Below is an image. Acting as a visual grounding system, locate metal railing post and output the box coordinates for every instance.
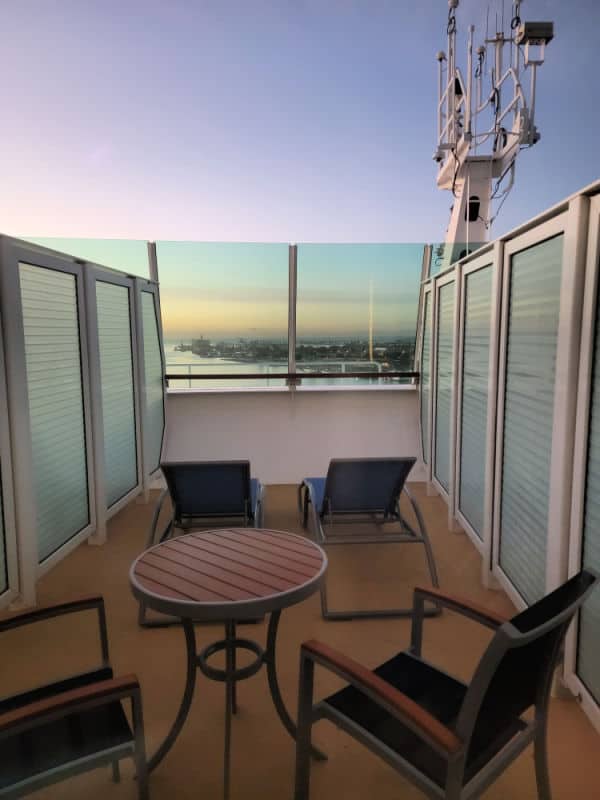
[287,244,299,388]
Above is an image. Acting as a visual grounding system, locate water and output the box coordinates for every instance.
[164,340,287,388]
[163,339,413,389]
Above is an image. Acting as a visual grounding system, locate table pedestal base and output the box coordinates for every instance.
[147,611,326,799]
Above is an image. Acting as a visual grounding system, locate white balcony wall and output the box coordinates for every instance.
[163,388,425,485]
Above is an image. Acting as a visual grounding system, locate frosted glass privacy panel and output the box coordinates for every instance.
[296,244,421,386]
[19,263,89,562]
[577,280,600,705]
[420,293,432,462]
[142,291,165,472]
[499,235,563,604]
[434,281,455,491]
[0,468,7,594]
[96,282,138,507]
[459,265,492,538]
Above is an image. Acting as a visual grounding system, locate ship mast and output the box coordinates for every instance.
[433,0,554,271]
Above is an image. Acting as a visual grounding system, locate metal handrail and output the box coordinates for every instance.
[164,370,419,382]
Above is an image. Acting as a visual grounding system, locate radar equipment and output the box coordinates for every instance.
[433,0,554,271]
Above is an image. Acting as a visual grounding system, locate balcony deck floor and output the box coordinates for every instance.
[1,484,599,799]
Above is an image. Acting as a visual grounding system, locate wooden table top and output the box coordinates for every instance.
[130,528,327,621]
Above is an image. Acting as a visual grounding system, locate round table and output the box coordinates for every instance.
[130,527,327,799]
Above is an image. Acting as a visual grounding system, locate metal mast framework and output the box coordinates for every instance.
[433,0,554,271]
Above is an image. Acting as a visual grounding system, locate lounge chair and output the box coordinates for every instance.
[138,460,264,627]
[299,457,440,619]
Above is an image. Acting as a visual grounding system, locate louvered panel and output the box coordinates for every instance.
[142,292,164,473]
[19,263,90,563]
[577,255,600,704]
[0,466,6,594]
[459,265,492,537]
[499,235,563,604]
[420,294,431,462]
[434,282,455,491]
[96,282,138,508]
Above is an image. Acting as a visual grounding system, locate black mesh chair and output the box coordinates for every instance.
[298,458,440,619]
[294,570,599,800]
[0,597,148,799]
[139,460,264,627]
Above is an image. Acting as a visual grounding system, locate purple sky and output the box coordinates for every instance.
[1,0,597,243]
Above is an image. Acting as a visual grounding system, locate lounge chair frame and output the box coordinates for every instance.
[299,457,440,620]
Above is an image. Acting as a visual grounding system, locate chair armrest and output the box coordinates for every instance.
[0,675,141,738]
[414,586,509,629]
[302,640,462,757]
[0,596,105,633]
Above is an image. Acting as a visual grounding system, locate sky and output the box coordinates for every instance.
[2,1,599,337]
[156,242,422,338]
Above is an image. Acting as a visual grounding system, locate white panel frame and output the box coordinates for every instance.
[419,282,433,469]
[0,237,97,591]
[453,243,502,574]
[135,279,166,497]
[431,269,458,501]
[0,299,20,608]
[564,195,600,732]
[492,207,586,609]
[85,267,143,544]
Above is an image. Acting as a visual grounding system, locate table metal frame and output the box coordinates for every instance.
[130,529,327,799]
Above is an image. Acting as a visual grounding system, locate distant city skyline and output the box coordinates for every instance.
[2,1,598,245]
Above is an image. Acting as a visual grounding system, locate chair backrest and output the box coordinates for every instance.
[323,457,416,515]
[161,461,252,519]
[457,570,598,751]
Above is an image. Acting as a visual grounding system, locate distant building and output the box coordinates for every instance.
[192,336,211,356]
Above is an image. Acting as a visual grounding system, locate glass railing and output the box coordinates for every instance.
[20,237,151,277]
[295,243,421,386]
[158,241,289,388]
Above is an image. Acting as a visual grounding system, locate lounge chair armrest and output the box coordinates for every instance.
[302,640,463,757]
[413,586,509,629]
[0,596,105,634]
[0,674,141,738]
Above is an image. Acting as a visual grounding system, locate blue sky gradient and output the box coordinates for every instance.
[1,0,598,245]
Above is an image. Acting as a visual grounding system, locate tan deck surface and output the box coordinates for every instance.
[1,484,599,799]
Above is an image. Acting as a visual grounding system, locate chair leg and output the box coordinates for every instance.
[111,761,121,783]
[132,692,150,800]
[534,729,552,800]
[444,755,466,800]
[294,655,315,800]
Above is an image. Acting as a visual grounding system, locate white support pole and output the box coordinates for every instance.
[481,241,503,590]
[83,270,107,546]
[147,241,159,284]
[0,241,37,607]
[545,196,590,594]
[448,267,462,533]
[133,279,150,503]
[0,289,21,609]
